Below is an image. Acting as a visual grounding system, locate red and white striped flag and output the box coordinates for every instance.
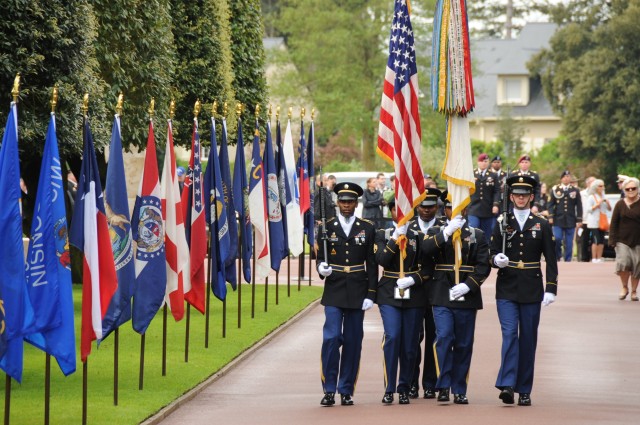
[377,0,425,226]
[181,119,207,314]
[161,120,191,320]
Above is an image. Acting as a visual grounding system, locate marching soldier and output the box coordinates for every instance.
[509,155,541,212]
[408,188,444,399]
[375,200,430,405]
[547,170,583,262]
[317,182,377,407]
[421,192,491,404]
[490,175,558,407]
[468,153,500,243]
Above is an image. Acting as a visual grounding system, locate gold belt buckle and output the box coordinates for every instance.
[517,260,525,269]
[343,266,350,273]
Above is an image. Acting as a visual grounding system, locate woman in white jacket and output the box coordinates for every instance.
[585,179,612,263]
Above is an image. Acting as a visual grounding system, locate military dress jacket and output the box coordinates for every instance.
[374,226,430,308]
[468,169,501,217]
[489,213,558,303]
[547,184,583,228]
[317,217,377,309]
[421,225,490,310]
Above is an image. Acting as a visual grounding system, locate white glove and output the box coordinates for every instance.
[391,224,408,240]
[542,292,556,307]
[494,253,509,268]
[443,215,466,238]
[362,298,374,311]
[396,276,414,290]
[450,283,470,299]
[318,262,332,277]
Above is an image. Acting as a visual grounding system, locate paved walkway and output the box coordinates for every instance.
[150,260,640,425]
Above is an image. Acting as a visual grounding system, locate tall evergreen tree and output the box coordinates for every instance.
[230,0,268,122]
[94,0,176,149]
[170,0,237,142]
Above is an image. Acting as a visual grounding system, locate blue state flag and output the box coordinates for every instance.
[219,118,238,289]
[0,102,35,382]
[204,117,230,300]
[102,115,135,340]
[232,119,252,283]
[24,113,76,376]
[263,121,285,271]
[305,121,315,247]
[275,120,290,259]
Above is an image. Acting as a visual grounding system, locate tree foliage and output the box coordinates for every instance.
[529,0,640,182]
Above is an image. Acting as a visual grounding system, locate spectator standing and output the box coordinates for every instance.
[362,177,384,222]
[585,179,611,263]
[609,177,640,301]
[177,166,186,193]
[467,153,500,243]
[536,182,550,217]
[548,170,583,262]
[617,174,630,198]
[577,176,596,262]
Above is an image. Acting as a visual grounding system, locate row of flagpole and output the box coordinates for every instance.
[0,74,318,424]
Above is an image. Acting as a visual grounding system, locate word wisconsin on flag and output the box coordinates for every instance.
[131,120,167,334]
[69,118,117,362]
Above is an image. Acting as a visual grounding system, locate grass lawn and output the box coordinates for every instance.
[1,282,322,425]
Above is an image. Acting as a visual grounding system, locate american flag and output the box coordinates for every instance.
[377,0,425,226]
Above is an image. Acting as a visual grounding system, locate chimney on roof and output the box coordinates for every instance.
[505,0,513,39]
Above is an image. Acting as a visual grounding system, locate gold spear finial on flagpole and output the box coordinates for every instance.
[115,92,123,116]
[255,104,260,120]
[194,99,201,118]
[268,104,272,120]
[288,107,292,120]
[212,100,218,118]
[148,97,155,119]
[82,93,89,116]
[311,107,315,121]
[169,98,176,120]
[11,74,20,103]
[301,107,305,121]
[276,105,280,121]
[236,102,242,118]
[51,85,59,113]
[223,101,228,117]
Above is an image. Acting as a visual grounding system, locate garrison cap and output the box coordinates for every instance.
[334,182,363,200]
[507,175,537,194]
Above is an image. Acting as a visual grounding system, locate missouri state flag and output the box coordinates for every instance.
[181,119,207,314]
[69,118,118,362]
[131,120,167,334]
[24,112,76,376]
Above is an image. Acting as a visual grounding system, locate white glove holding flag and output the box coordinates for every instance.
[392,224,408,240]
[362,299,374,311]
[450,283,470,299]
[396,276,414,290]
[318,262,332,277]
[494,253,509,268]
[542,292,556,307]
[443,215,465,238]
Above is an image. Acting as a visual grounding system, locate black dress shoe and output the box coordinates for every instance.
[382,392,394,404]
[399,392,410,404]
[518,393,532,406]
[408,385,419,399]
[437,388,450,402]
[340,394,354,406]
[453,394,469,405]
[499,387,515,405]
[423,388,436,399]
[320,392,335,406]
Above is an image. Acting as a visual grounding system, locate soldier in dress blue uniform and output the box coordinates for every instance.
[317,182,377,407]
[548,170,583,262]
[408,188,444,399]
[468,153,500,243]
[490,175,558,407]
[375,200,431,405]
[509,155,541,213]
[421,192,491,404]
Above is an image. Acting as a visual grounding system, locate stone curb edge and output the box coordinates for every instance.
[140,298,322,425]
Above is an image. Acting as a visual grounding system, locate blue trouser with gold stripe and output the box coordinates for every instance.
[321,306,365,395]
[379,305,423,393]
[495,299,541,394]
[432,306,477,395]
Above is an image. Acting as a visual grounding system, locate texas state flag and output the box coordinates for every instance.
[69,118,118,362]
